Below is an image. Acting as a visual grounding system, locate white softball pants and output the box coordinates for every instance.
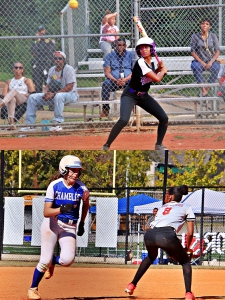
[37,217,77,272]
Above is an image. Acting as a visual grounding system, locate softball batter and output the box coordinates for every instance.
[102,37,168,151]
[27,155,90,300]
[125,185,195,300]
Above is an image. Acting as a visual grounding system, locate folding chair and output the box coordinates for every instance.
[1,102,27,124]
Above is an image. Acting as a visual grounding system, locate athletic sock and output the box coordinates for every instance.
[131,256,152,286]
[156,123,168,145]
[182,261,192,292]
[52,254,60,265]
[30,268,45,288]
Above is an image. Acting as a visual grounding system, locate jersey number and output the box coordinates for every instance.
[162,207,172,215]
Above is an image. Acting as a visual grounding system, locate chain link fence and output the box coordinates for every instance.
[1,186,225,266]
[0,0,225,134]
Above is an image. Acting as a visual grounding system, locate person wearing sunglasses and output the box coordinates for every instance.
[20,51,78,132]
[0,62,35,130]
[100,38,133,118]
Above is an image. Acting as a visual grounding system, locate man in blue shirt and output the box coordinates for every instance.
[101,38,133,118]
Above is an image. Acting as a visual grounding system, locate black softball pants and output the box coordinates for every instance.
[131,227,192,293]
[105,86,168,147]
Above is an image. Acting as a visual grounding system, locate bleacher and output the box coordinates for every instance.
[72,46,225,121]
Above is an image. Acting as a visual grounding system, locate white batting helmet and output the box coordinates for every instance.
[59,155,83,176]
[135,37,156,57]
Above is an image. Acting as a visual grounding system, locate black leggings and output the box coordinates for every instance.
[131,227,192,293]
[105,86,168,147]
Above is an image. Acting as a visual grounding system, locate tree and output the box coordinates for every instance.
[3,150,156,197]
[155,150,225,188]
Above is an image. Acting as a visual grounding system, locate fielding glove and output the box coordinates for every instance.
[77,221,85,236]
[60,203,73,213]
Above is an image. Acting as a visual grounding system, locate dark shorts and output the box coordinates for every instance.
[144,227,189,265]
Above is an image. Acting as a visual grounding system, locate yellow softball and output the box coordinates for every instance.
[69,0,79,9]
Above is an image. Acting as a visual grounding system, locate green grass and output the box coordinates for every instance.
[77,77,104,88]
[0,72,14,81]
[0,72,36,83]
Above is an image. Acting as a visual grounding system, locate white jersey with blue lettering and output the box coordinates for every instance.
[150,201,195,233]
[45,177,89,223]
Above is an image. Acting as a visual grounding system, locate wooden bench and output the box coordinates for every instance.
[66,82,224,122]
[76,45,225,120]
[78,55,225,72]
[87,46,225,54]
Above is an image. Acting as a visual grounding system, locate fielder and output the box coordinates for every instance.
[27,155,90,300]
[125,185,195,300]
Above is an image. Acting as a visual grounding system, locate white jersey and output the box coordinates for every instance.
[150,201,195,233]
[9,77,28,94]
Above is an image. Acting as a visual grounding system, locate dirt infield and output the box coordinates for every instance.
[0,265,225,300]
[0,125,225,150]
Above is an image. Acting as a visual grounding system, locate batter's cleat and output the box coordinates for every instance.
[185,292,195,300]
[155,144,168,150]
[44,264,55,279]
[101,144,110,150]
[125,283,136,295]
[27,287,41,299]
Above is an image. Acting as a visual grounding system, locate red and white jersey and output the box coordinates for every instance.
[150,201,195,233]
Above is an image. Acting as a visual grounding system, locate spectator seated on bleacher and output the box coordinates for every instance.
[101,38,133,118]
[190,18,220,97]
[19,51,78,132]
[0,62,35,130]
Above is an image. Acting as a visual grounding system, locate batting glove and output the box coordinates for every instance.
[77,221,85,236]
[60,203,73,213]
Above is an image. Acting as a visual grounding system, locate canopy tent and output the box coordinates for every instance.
[134,200,163,214]
[181,188,225,215]
[89,194,160,214]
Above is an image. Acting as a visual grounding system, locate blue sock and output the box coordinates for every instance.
[52,254,60,265]
[30,268,45,288]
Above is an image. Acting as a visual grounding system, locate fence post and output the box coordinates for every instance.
[159,150,169,264]
[0,151,5,260]
[133,0,141,132]
[199,187,205,265]
[125,188,130,264]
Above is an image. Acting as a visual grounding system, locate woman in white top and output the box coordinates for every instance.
[125,185,196,300]
[99,10,119,59]
[0,62,35,130]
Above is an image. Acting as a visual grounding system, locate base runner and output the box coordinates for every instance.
[27,155,89,300]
